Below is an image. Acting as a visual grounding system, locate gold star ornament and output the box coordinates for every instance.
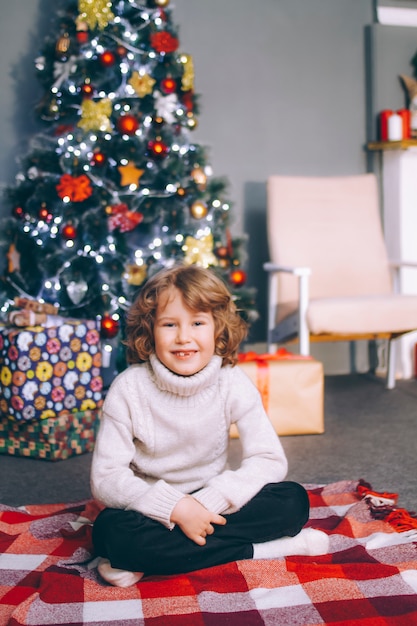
[118,162,145,186]
[6,243,21,273]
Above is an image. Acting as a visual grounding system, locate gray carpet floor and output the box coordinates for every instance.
[1,373,416,512]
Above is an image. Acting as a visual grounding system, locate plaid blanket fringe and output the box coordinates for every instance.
[1,479,417,625]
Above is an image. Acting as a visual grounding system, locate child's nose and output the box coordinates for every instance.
[176,325,191,343]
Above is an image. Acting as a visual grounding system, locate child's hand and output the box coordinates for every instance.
[171,495,226,546]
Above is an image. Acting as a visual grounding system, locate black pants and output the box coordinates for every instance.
[92,481,309,576]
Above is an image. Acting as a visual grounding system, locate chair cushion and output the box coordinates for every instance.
[307,295,417,335]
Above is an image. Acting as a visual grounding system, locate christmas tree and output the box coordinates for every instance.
[0,0,257,371]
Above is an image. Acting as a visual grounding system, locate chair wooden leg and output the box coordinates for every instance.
[367,340,378,374]
[349,341,357,374]
[386,339,396,390]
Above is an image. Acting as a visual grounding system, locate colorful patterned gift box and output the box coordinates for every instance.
[0,409,101,460]
[0,319,103,423]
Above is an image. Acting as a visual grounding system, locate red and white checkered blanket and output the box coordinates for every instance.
[1,479,417,625]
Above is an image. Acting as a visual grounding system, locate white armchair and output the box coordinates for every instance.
[263,173,417,389]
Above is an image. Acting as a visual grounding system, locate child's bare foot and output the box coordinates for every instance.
[98,557,144,587]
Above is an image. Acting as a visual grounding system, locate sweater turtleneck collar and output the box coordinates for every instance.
[148,353,223,397]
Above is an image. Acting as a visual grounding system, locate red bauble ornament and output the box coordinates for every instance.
[190,200,208,219]
[116,45,128,57]
[100,51,116,67]
[100,314,120,339]
[182,90,194,113]
[148,139,169,158]
[13,206,24,219]
[91,151,106,166]
[61,223,77,240]
[76,31,89,44]
[117,114,139,135]
[229,269,247,287]
[215,246,229,259]
[81,82,94,98]
[161,77,177,94]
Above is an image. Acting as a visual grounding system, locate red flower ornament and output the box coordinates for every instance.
[56,174,93,202]
[150,31,179,54]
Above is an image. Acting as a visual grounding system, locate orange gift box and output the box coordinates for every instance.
[231,350,324,437]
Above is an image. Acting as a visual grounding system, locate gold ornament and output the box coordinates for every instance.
[124,263,147,286]
[56,33,70,54]
[6,243,21,273]
[182,233,218,268]
[181,54,194,92]
[191,167,207,189]
[78,0,115,30]
[77,98,112,131]
[118,162,145,186]
[190,200,208,219]
[128,71,156,98]
[155,0,170,6]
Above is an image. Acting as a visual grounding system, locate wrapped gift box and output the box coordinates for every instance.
[0,409,101,461]
[0,319,103,422]
[231,350,324,437]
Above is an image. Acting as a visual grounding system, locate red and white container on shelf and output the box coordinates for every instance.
[397,108,411,139]
[387,111,403,140]
[379,109,393,140]
[379,108,411,141]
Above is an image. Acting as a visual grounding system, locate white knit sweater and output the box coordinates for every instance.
[90,354,288,529]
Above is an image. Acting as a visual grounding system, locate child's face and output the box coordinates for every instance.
[154,287,216,376]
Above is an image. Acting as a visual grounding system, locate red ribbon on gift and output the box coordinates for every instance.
[238,349,311,412]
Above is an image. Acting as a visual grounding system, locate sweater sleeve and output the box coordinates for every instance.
[192,365,288,515]
[90,371,185,529]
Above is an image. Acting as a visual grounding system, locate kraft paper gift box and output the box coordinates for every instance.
[230,350,324,437]
[0,319,103,423]
[0,409,101,461]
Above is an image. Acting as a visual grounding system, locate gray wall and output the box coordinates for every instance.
[1,0,415,345]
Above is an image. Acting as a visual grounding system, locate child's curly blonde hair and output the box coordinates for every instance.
[125,265,248,366]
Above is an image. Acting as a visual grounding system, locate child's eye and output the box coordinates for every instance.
[193,321,204,326]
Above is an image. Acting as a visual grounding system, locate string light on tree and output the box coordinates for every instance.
[148,139,169,158]
[99,50,116,67]
[61,223,77,241]
[100,314,120,339]
[161,78,177,94]
[91,150,106,167]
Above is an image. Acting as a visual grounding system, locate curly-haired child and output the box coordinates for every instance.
[91,264,328,587]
